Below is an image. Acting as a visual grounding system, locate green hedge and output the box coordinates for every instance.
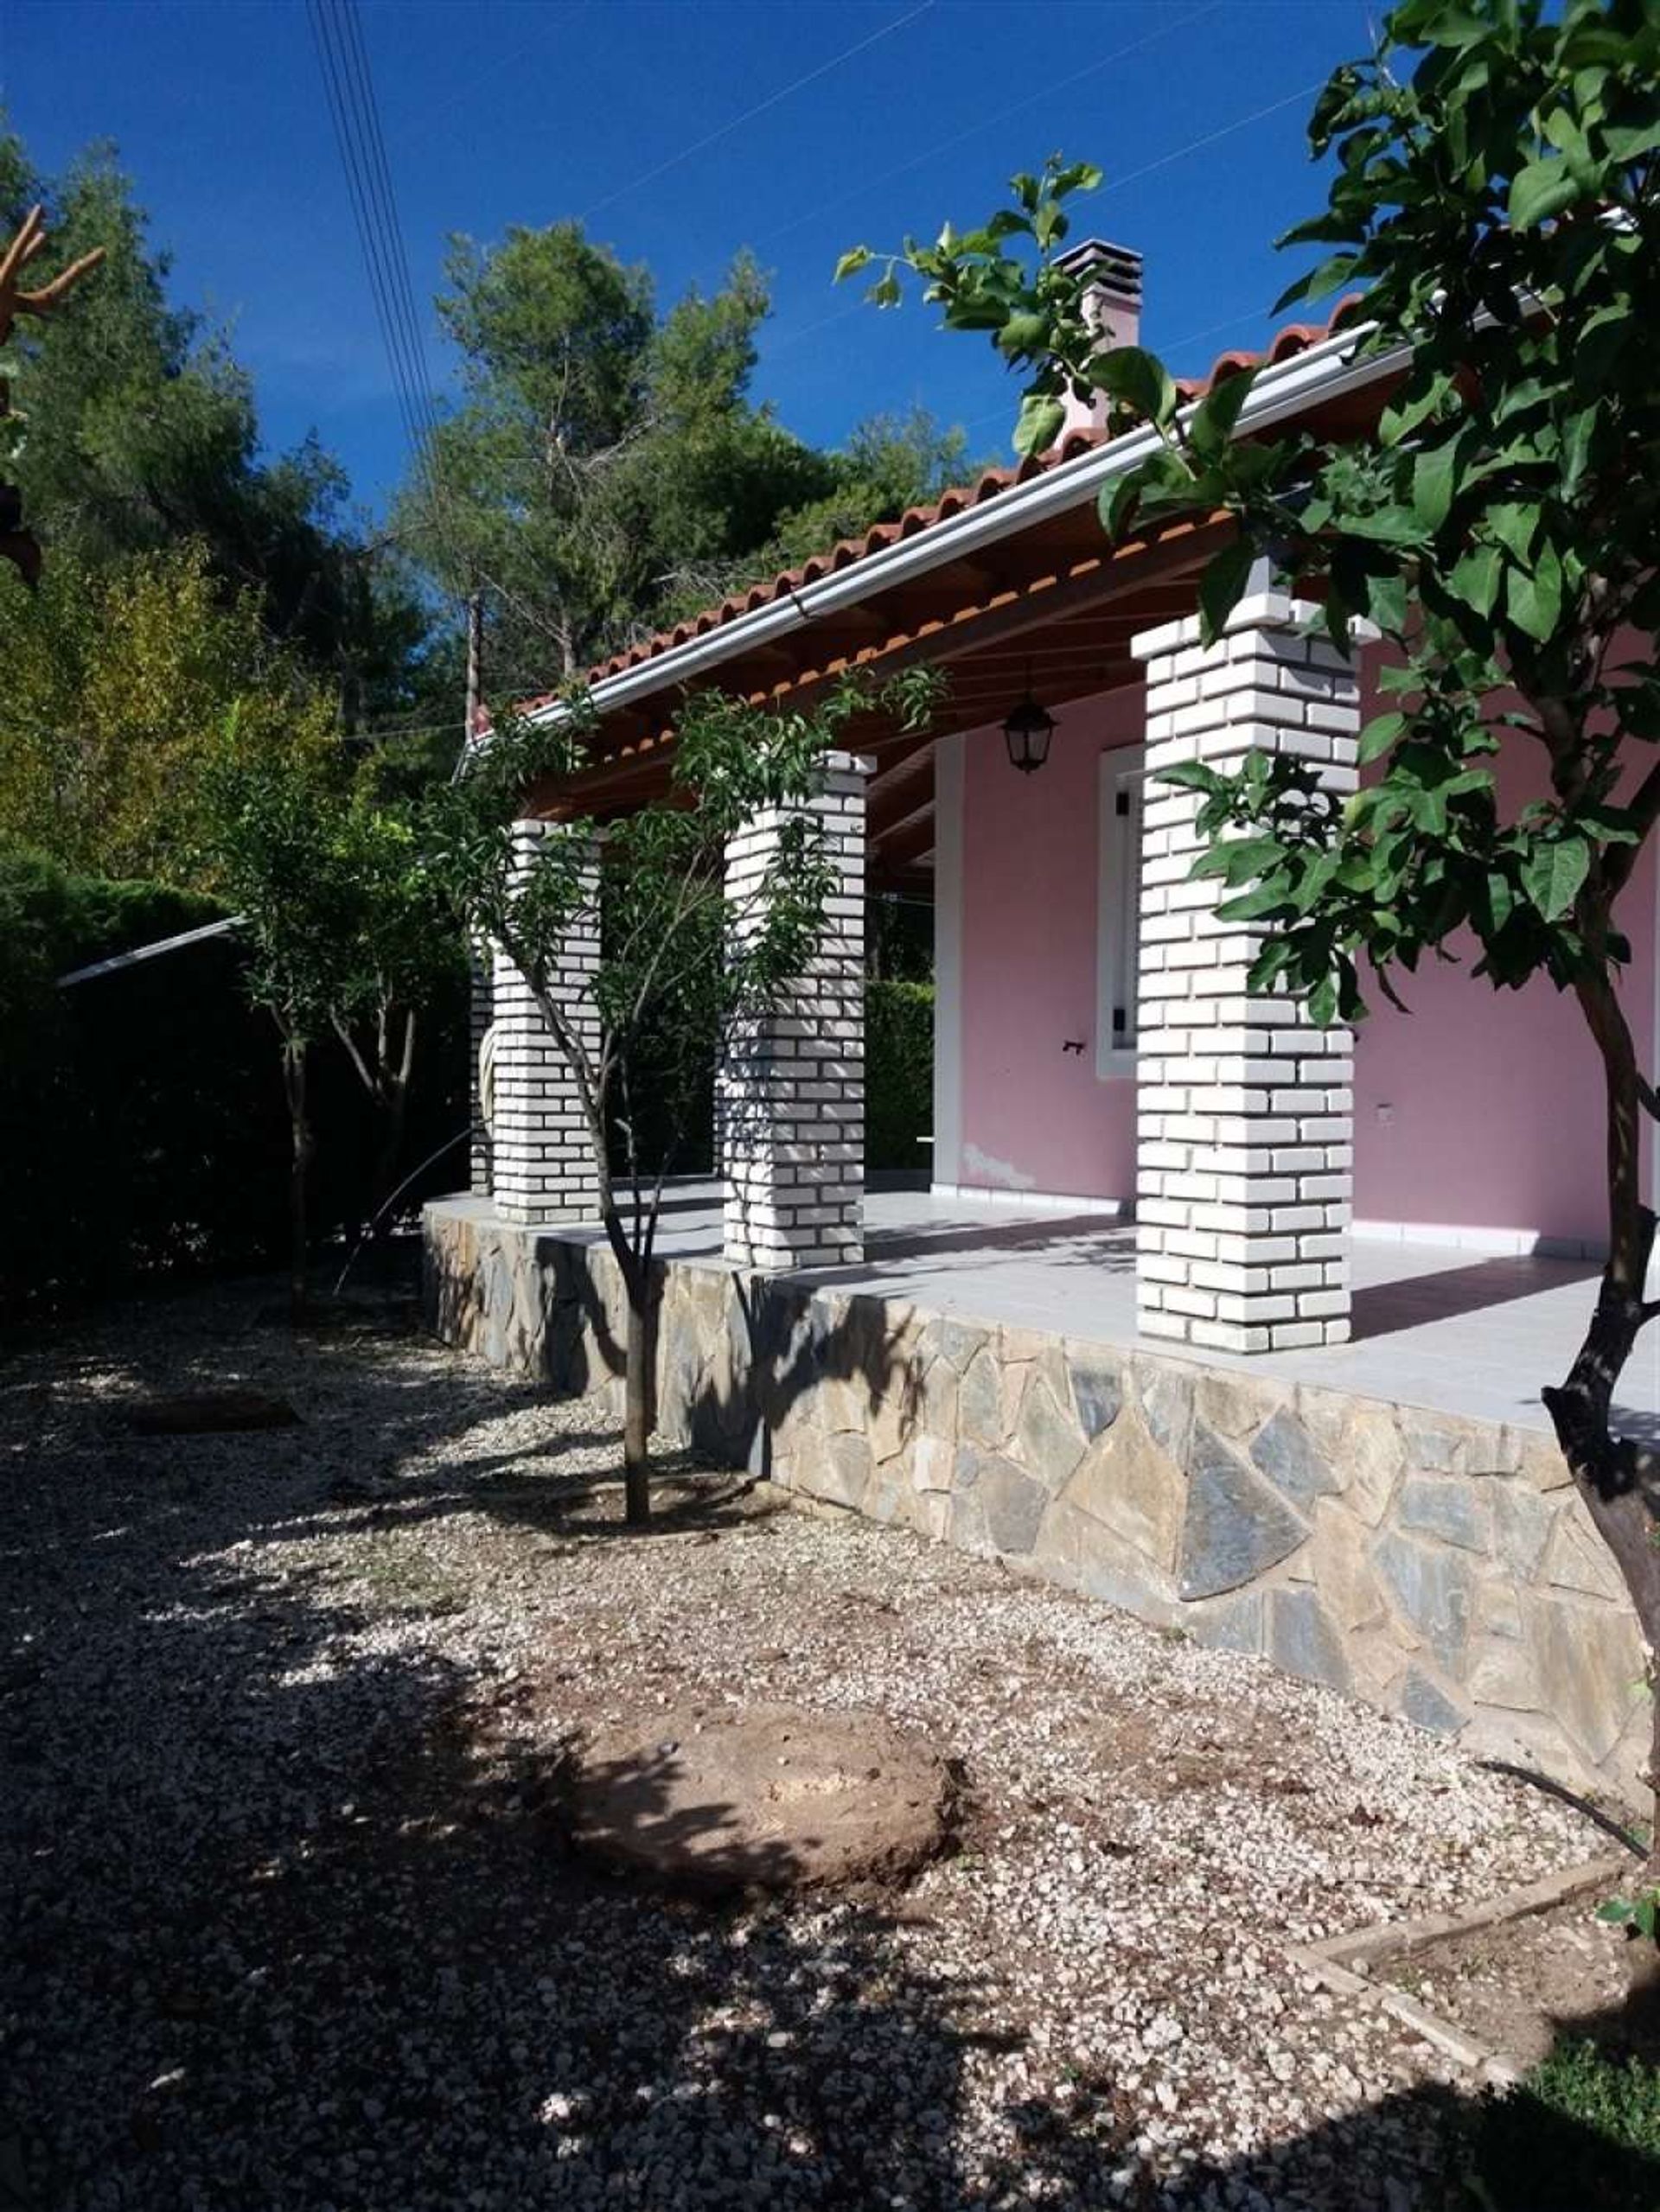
[0,848,467,1323]
[867,979,933,1172]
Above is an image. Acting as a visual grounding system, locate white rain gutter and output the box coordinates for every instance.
[527,317,1406,728]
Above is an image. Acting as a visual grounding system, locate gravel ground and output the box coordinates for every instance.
[0,1280,1606,2211]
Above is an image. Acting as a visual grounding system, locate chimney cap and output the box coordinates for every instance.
[1052,237,1142,303]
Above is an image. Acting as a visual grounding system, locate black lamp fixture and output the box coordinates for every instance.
[1002,660,1056,775]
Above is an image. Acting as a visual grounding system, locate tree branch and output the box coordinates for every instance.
[329,1012,380,1104]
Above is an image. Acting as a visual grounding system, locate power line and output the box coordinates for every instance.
[1162,304,1280,355]
[309,2,427,459]
[1095,79,1323,202]
[419,0,589,131]
[750,0,1222,257]
[342,0,468,562]
[581,0,936,223]
[332,6,435,413]
[763,52,1314,363]
[306,0,467,594]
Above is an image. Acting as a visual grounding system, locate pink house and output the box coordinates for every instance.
[942,621,1650,1265]
[481,240,1653,1323]
[429,243,1652,1802]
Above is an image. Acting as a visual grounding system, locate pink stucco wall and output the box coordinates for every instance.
[1352,653,1655,1246]
[955,686,1144,1199]
[948,664,1656,1246]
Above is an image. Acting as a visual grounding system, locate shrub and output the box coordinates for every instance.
[867,979,932,1172]
[1468,2033,1660,2210]
[0,847,466,1323]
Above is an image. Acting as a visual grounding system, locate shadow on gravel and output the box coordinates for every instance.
[2,1280,1657,2210]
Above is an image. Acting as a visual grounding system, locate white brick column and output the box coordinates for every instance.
[719,753,867,1271]
[468,933,493,1197]
[1131,592,1366,1354]
[490,821,603,1226]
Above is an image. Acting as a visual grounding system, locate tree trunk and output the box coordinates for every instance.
[520,975,653,1523]
[369,1023,413,1238]
[280,1032,314,1318]
[623,1291,651,1527]
[1541,964,1660,1907]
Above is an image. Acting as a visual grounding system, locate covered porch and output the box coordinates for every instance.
[481,598,1648,1362]
[441,296,1651,1811]
[425,1177,1651,1812]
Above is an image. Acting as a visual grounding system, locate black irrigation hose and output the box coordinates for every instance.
[331,1122,477,1298]
[1478,1757,1647,1859]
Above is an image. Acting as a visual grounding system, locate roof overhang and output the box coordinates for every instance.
[520,316,1410,886]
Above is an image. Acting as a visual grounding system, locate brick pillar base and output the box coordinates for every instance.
[491,822,603,1226]
[719,754,867,1270]
[1131,593,1366,1353]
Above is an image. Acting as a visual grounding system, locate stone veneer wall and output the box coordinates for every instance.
[424,1195,1649,1808]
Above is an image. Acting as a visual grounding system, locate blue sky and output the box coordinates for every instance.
[3,0,1377,520]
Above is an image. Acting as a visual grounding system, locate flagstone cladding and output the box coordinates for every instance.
[425,1196,1650,1810]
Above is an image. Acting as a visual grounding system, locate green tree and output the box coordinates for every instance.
[0,119,429,726]
[402,223,794,693]
[402,220,980,700]
[325,799,460,1227]
[851,0,1660,1854]
[762,408,982,572]
[424,667,940,1524]
[202,735,353,1313]
[0,542,339,885]
[202,731,452,1308]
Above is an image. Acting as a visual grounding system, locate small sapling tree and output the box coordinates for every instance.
[205,730,451,1305]
[204,729,356,1313]
[847,0,1660,1852]
[425,668,939,1526]
[327,799,458,1228]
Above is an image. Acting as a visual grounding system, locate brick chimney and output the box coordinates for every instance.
[1053,238,1143,438]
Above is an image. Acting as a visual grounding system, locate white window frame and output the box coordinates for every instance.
[1095,744,1145,1081]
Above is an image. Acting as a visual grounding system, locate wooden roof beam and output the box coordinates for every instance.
[873,809,940,870]
[869,760,935,840]
[867,732,936,804]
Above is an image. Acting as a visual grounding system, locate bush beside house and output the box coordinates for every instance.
[867,979,933,1172]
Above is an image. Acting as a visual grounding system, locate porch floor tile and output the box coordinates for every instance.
[535,1181,1659,1436]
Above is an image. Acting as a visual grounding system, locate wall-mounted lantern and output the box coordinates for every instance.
[1002,664,1057,775]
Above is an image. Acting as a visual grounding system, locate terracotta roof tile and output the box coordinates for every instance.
[1182,294,1366,398]
[512,300,1367,717]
